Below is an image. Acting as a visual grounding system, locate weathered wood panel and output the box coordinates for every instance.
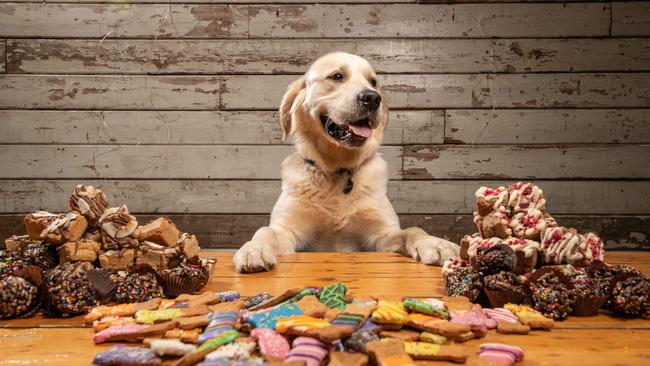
[0,75,222,110]
[0,110,444,145]
[0,145,403,179]
[8,38,650,74]
[403,145,650,180]
[0,4,249,39]
[1,180,648,215]
[612,2,650,36]
[3,74,649,110]
[2,214,647,250]
[0,3,610,39]
[223,73,650,110]
[445,109,650,144]
[246,3,610,38]
[0,40,5,73]
[4,0,414,3]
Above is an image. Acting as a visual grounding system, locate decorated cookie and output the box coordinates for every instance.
[504,304,554,329]
[450,309,497,331]
[93,321,177,344]
[294,295,328,318]
[366,338,416,366]
[248,287,308,311]
[93,316,137,332]
[247,303,303,329]
[479,343,525,365]
[198,311,238,344]
[148,339,197,357]
[319,282,347,309]
[135,306,208,325]
[419,332,449,345]
[250,328,290,361]
[93,346,161,366]
[403,298,449,319]
[204,338,256,361]
[284,337,329,366]
[276,315,330,333]
[371,300,408,326]
[379,329,421,342]
[403,342,468,363]
[244,292,272,309]
[198,329,239,352]
[407,313,471,339]
[164,328,201,343]
[344,329,380,354]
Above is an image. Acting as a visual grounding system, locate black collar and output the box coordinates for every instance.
[303,158,355,194]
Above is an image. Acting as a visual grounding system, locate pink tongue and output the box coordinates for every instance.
[348,123,372,138]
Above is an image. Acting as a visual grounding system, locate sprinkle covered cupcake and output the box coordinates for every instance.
[114,272,163,304]
[475,244,517,276]
[443,259,483,302]
[0,275,39,319]
[45,262,97,316]
[483,271,529,308]
[570,270,607,316]
[609,274,650,318]
[529,268,574,320]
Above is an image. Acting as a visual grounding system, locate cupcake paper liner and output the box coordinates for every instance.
[572,294,607,316]
[484,288,528,308]
[158,274,203,298]
[87,269,117,302]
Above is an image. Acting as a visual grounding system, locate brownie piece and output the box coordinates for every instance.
[4,235,41,252]
[135,218,181,247]
[136,241,181,270]
[58,240,101,263]
[177,233,200,259]
[24,211,59,240]
[98,249,136,271]
[99,205,138,239]
[40,212,88,246]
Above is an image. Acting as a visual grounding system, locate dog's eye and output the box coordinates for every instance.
[329,73,344,81]
[370,78,377,87]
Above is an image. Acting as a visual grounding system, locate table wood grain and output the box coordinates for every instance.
[1,251,649,366]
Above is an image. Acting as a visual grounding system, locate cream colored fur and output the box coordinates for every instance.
[234,52,459,272]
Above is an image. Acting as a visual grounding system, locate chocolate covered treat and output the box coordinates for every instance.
[24,211,59,240]
[5,235,40,252]
[0,275,39,318]
[610,275,650,317]
[58,240,101,263]
[21,243,59,270]
[460,235,502,263]
[475,244,516,276]
[502,238,540,274]
[529,269,574,320]
[35,212,88,245]
[444,266,483,302]
[475,211,512,239]
[475,186,509,216]
[178,233,200,259]
[99,249,136,271]
[570,270,607,316]
[45,262,97,316]
[158,261,210,298]
[114,272,163,304]
[136,241,181,270]
[99,205,138,239]
[541,227,604,265]
[483,272,528,308]
[508,182,546,214]
[68,184,109,224]
[135,218,181,247]
[0,250,24,278]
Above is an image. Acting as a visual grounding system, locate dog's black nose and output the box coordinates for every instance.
[358,90,381,111]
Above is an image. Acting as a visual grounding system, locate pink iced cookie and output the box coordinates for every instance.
[482,308,518,324]
[284,337,328,366]
[479,343,524,365]
[450,309,497,330]
[93,324,149,344]
[250,328,290,360]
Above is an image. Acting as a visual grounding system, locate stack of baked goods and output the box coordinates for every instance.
[87,284,533,366]
[445,182,649,320]
[0,185,214,319]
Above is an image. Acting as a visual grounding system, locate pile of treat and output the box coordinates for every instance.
[87,284,534,366]
[443,182,650,320]
[0,185,213,319]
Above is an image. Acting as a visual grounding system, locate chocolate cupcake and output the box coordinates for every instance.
[609,274,650,318]
[570,270,607,316]
[483,271,529,307]
[0,275,39,319]
[444,267,483,302]
[45,262,97,316]
[475,244,517,276]
[157,261,209,298]
[585,261,615,306]
[529,268,574,320]
[21,243,59,271]
[113,272,163,303]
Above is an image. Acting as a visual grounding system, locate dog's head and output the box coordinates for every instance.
[280,52,388,165]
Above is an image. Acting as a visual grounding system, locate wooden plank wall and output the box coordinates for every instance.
[1,1,649,250]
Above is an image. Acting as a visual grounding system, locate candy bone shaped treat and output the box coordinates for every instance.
[403,298,449,319]
[276,315,356,343]
[366,338,416,366]
[135,306,210,324]
[482,308,530,335]
[406,313,471,339]
[204,338,256,361]
[93,316,137,332]
[479,343,525,366]
[318,282,347,309]
[198,311,238,344]
[327,351,369,366]
[370,300,409,327]
[403,342,469,363]
[164,328,201,343]
[419,332,450,345]
[93,346,161,366]
[148,339,197,357]
[504,304,554,329]
[450,309,497,331]
[247,303,303,329]
[251,328,290,361]
[248,287,308,311]
[85,298,163,323]
[284,336,329,366]
[93,321,178,344]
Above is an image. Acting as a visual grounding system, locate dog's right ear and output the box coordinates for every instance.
[279,77,305,140]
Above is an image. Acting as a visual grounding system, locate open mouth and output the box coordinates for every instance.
[320,114,373,146]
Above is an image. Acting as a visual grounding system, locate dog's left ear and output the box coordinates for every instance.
[279,77,305,140]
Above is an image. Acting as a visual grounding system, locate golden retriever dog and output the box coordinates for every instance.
[234,52,460,272]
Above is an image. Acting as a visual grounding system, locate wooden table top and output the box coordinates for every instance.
[1,251,649,366]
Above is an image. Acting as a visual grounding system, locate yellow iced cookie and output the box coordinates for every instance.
[275,315,330,333]
[371,300,409,325]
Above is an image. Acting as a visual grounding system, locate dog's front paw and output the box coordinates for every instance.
[233,241,278,273]
[407,236,460,266]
